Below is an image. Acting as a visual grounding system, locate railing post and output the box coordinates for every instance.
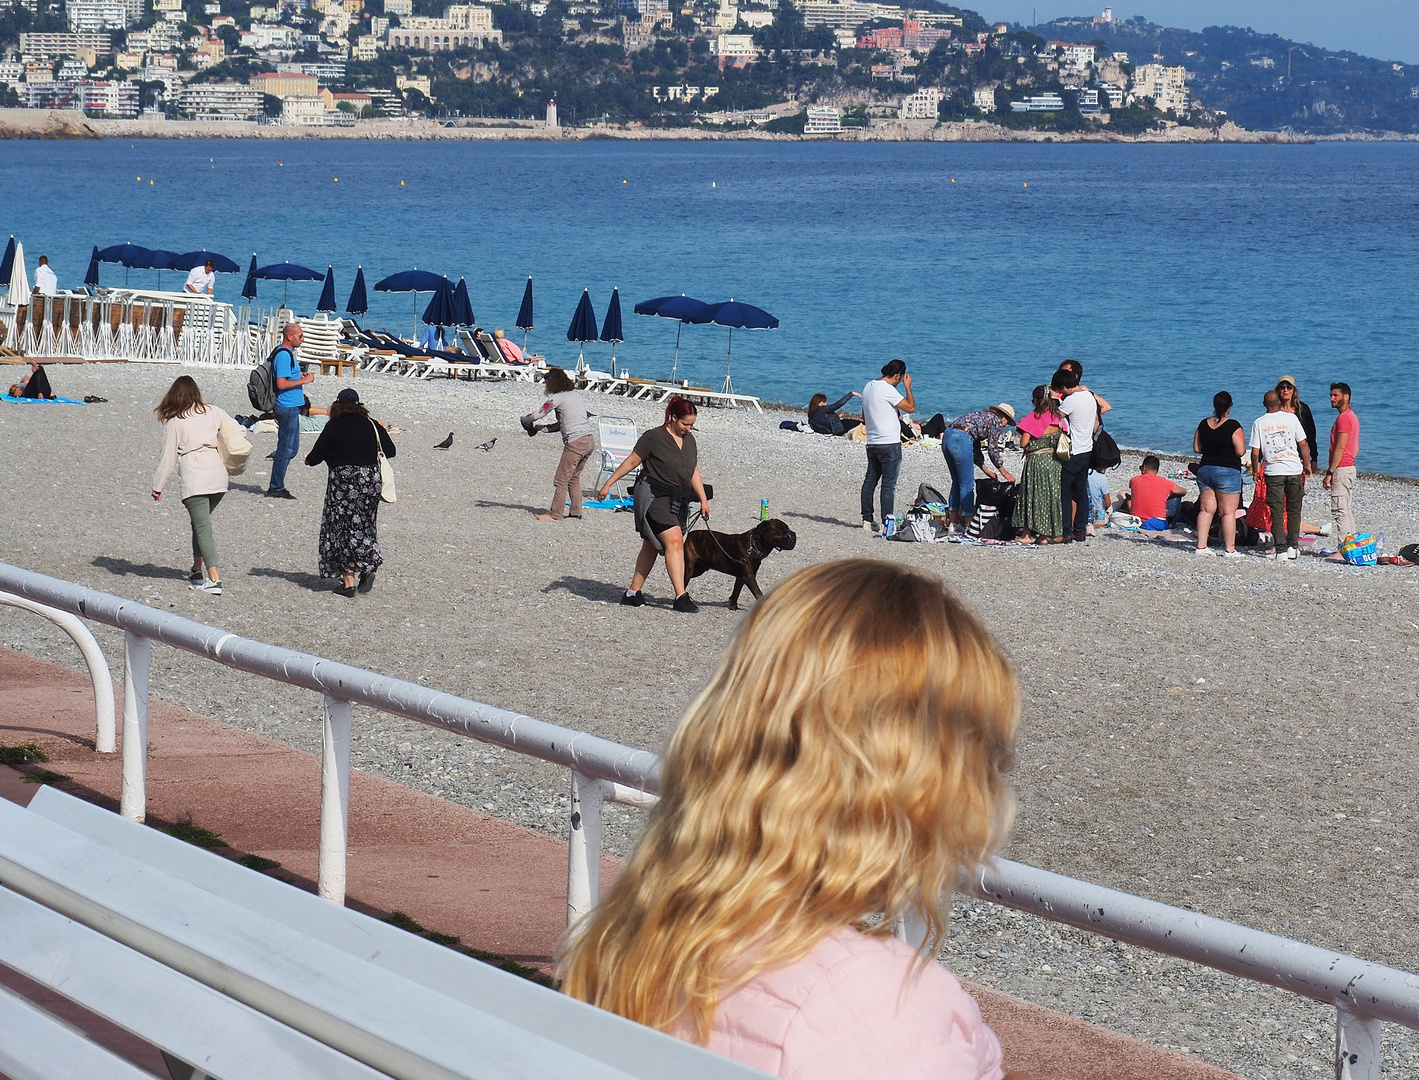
[1335,1004,1382,1080]
[120,632,150,822]
[567,770,604,928]
[893,911,931,953]
[318,695,353,905]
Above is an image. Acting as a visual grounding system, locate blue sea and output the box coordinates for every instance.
[5,139,1418,475]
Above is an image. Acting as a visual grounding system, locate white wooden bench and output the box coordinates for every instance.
[0,787,767,1080]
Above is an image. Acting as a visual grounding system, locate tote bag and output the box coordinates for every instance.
[371,419,396,504]
[217,416,253,477]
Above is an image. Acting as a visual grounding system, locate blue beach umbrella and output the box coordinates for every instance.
[633,293,709,381]
[600,287,624,375]
[685,299,779,395]
[254,261,325,306]
[97,242,153,287]
[170,250,241,273]
[133,248,181,289]
[316,266,337,313]
[84,246,100,288]
[241,254,258,302]
[566,289,598,371]
[422,276,457,347]
[515,275,534,349]
[452,277,475,327]
[0,237,14,283]
[375,267,446,338]
[346,265,368,319]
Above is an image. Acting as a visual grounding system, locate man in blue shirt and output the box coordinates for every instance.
[267,322,312,499]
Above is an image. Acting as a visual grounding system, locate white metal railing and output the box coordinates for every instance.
[2,292,248,367]
[0,563,1415,1080]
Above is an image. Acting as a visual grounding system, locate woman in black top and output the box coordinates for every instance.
[305,388,397,597]
[1192,391,1247,556]
[1276,376,1317,454]
[807,391,861,436]
[597,395,711,613]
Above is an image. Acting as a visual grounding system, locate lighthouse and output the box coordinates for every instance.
[546,98,559,129]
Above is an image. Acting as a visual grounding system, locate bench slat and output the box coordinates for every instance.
[0,982,156,1080]
[0,886,390,1080]
[25,787,763,1080]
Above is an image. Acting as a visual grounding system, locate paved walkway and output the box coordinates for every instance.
[0,645,1242,1080]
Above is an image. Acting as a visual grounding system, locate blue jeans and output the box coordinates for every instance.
[861,443,902,523]
[941,428,976,516]
[270,403,301,492]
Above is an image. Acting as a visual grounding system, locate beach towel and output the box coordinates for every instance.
[1,394,86,405]
[582,496,632,510]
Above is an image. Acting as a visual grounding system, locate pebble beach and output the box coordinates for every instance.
[2,361,1417,1078]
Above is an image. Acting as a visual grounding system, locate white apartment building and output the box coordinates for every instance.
[386,9,502,51]
[176,81,261,120]
[66,0,131,32]
[712,1,737,29]
[1011,92,1064,112]
[241,23,300,49]
[81,78,139,116]
[17,32,112,58]
[445,4,494,30]
[803,105,841,133]
[1058,42,1095,68]
[281,94,330,124]
[1101,83,1123,108]
[797,0,871,29]
[739,8,772,25]
[354,33,379,58]
[971,84,996,111]
[0,60,23,86]
[714,32,757,56]
[1131,62,1189,113]
[384,0,413,14]
[898,84,939,119]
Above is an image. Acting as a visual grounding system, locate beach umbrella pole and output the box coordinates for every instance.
[672,323,682,382]
[723,328,734,395]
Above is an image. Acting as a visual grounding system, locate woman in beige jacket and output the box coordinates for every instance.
[152,376,232,596]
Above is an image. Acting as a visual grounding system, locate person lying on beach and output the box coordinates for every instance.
[9,362,55,400]
[557,558,1022,1080]
[493,328,527,364]
[807,391,861,435]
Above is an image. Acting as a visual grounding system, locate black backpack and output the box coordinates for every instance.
[247,346,286,412]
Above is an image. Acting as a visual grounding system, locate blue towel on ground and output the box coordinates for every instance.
[1,394,86,404]
[581,497,632,510]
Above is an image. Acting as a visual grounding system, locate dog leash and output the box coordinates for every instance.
[692,511,754,567]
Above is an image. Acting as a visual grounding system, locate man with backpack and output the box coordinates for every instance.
[267,323,310,499]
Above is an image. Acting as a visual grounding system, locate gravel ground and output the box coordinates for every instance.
[2,362,1418,1078]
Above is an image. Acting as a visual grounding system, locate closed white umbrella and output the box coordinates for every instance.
[6,241,28,307]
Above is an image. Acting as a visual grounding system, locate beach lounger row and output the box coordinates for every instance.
[576,371,762,413]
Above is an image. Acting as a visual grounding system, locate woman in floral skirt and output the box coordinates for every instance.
[1012,384,1065,544]
[305,388,396,597]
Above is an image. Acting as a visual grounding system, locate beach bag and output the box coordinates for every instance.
[217,416,252,477]
[372,419,396,504]
[247,348,281,412]
[1340,533,1378,566]
[915,482,948,508]
[1090,428,1121,472]
[1054,430,1072,461]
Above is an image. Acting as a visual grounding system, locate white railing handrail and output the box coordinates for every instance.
[0,562,1412,1080]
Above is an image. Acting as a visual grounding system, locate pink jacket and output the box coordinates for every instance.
[696,928,1004,1080]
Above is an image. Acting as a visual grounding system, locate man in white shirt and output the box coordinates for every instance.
[33,256,57,296]
[859,358,916,534]
[1054,369,1098,543]
[1249,389,1311,559]
[184,259,216,296]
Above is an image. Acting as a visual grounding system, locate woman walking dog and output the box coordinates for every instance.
[598,395,711,613]
[151,375,236,596]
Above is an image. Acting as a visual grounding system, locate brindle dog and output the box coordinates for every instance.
[682,518,797,610]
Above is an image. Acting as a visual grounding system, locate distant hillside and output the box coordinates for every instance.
[1030,14,1419,134]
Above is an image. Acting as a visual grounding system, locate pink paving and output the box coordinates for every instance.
[0,645,1243,1080]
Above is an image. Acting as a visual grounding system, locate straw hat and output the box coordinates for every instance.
[989,402,1016,424]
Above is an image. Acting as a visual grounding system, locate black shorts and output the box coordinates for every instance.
[645,495,686,536]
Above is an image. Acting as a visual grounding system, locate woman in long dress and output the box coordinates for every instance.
[1012,385,1064,544]
[305,388,396,597]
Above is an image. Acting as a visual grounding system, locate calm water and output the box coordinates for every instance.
[5,139,1418,475]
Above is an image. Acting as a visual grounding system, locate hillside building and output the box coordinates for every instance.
[176,81,261,120]
[17,32,112,59]
[1131,62,1189,113]
[803,105,841,132]
[898,84,939,119]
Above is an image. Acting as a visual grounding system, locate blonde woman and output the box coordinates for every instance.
[152,375,233,596]
[559,559,1021,1080]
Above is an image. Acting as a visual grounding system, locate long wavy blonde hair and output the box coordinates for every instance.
[557,558,1019,1042]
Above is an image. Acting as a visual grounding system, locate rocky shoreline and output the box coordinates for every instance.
[0,107,1313,143]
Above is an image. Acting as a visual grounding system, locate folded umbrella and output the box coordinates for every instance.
[422,276,457,347]
[84,245,100,288]
[241,254,258,302]
[346,265,368,319]
[0,236,14,283]
[566,289,598,372]
[516,275,534,349]
[452,277,475,327]
[316,266,337,313]
[600,287,624,375]
[6,241,29,307]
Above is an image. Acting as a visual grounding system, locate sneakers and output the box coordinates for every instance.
[194,579,223,595]
[673,592,699,613]
[1192,547,1212,557]
[1285,547,1299,560]
[188,570,205,585]
[1219,549,1245,559]
[620,590,646,607]
[265,488,296,500]
[357,570,377,594]
[862,520,877,535]
[1318,522,1334,537]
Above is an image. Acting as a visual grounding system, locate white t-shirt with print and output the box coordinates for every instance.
[1249,411,1308,476]
[861,379,905,446]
